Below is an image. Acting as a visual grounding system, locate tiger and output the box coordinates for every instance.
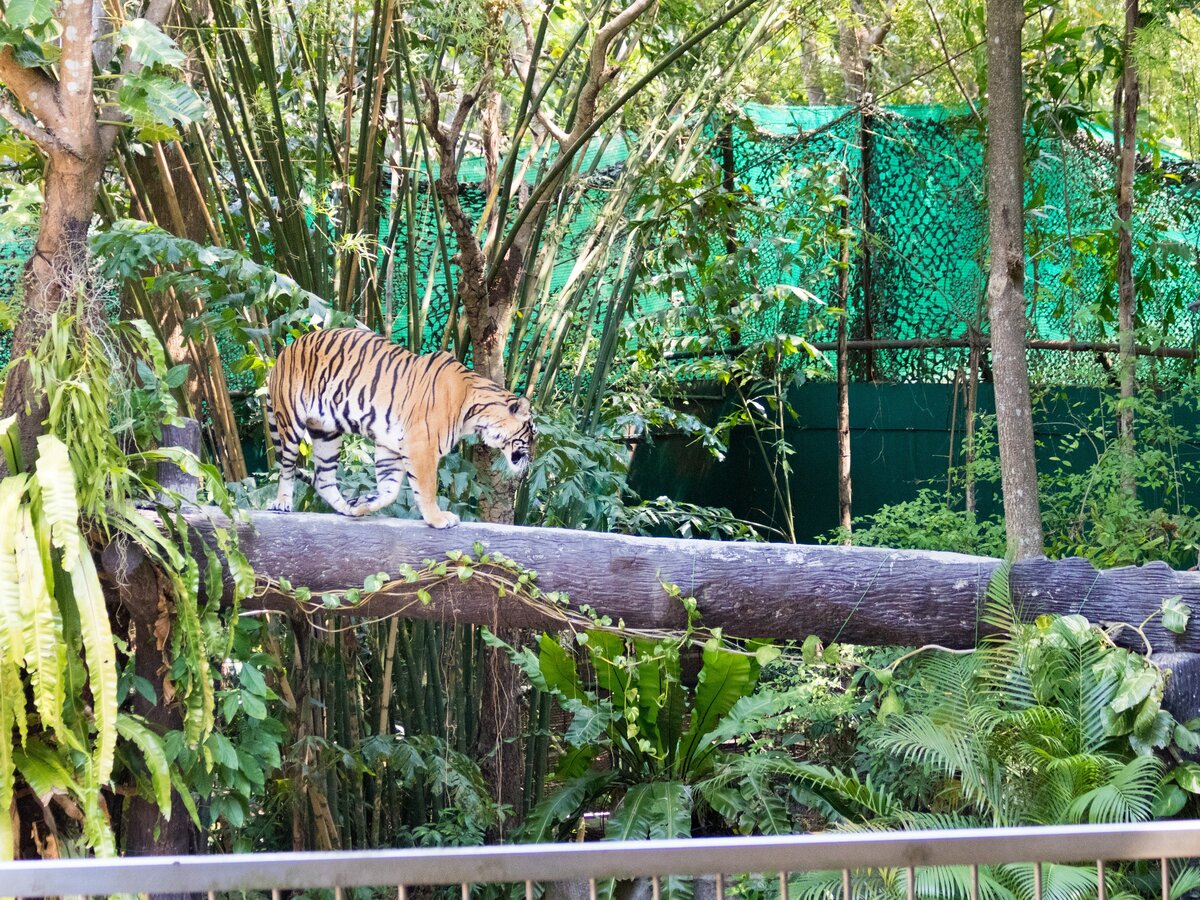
[265,328,534,528]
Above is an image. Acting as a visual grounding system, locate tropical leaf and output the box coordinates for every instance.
[563,697,612,747]
[117,18,186,67]
[70,536,118,785]
[15,505,68,745]
[519,770,614,842]
[604,782,692,840]
[914,864,1017,900]
[3,0,55,30]
[117,715,173,815]
[538,633,588,701]
[117,71,206,127]
[697,690,802,748]
[0,669,15,861]
[79,786,117,857]
[1066,755,1162,823]
[170,768,203,830]
[998,863,1097,900]
[587,630,636,710]
[677,645,754,774]
[0,415,21,474]
[0,475,30,665]
[13,738,81,804]
[34,434,80,572]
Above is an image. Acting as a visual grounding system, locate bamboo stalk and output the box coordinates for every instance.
[836,187,852,542]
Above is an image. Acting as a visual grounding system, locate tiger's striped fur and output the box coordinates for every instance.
[266,328,534,528]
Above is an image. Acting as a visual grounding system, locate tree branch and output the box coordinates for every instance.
[508,52,569,143]
[420,78,489,320]
[572,0,657,142]
[492,0,657,287]
[0,95,66,153]
[0,47,64,133]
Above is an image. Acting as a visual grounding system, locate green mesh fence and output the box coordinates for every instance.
[384,103,1200,386]
[3,104,1198,388]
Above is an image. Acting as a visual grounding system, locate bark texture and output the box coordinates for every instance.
[186,511,1200,656]
[984,0,1044,560]
[0,150,104,465]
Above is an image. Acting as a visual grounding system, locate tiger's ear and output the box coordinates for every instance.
[509,397,531,419]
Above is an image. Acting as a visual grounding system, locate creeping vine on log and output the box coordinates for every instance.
[182,509,1200,655]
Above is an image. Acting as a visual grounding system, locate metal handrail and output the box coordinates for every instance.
[1,822,1199,896]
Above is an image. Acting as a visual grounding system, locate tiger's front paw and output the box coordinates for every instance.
[349,494,378,516]
[425,510,460,529]
[266,498,292,513]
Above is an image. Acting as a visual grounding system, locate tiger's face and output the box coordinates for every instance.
[476,397,535,473]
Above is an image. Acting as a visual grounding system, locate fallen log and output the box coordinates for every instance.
[184,509,1200,653]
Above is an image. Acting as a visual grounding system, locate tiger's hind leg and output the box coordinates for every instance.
[307,427,356,516]
[267,396,304,512]
[349,443,409,516]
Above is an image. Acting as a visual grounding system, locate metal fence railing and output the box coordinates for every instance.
[1,822,1199,899]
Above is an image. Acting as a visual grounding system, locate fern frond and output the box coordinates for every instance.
[0,475,29,666]
[0,664,15,861]
[71,537,118,786]
[33,434,80,572]
[980,561,1016,635]
[116,715,172,814]
[15,506,70,748]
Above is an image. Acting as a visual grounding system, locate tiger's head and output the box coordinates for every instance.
[471,395,535,473]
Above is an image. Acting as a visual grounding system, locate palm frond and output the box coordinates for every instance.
[1065,755,1162,823]
[997,863,1097,900]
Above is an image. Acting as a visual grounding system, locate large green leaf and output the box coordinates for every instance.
[563,697,612,747]
[15,505,68,745]
[117,72,206,128]
[519,770,614,842]
[0,415,21,474]
[0,664,15,861]
[13,738,81,804]
[538,633,588,701]
[3,0,55,30]
[676,645,754,775]
[34,434,80,572]
[117,18,186,67]
[604,783,660,841]
[587,630,635,710]
[116,715,172,814]
[0,475,30,665]
[71,536,118,785]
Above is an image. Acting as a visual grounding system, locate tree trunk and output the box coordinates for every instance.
[798,33,828,105]
[1116,0,1140,497]
[985,0,1043,561]
[188,511,1200,656]
[1,149,106,469]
